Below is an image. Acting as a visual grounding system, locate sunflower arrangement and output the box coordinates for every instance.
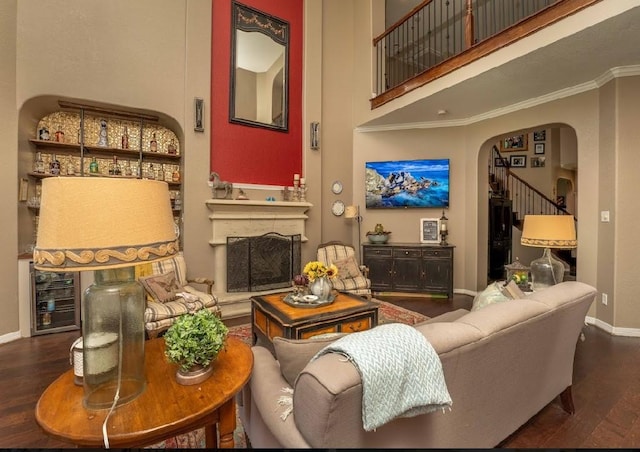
[302,261,339,282]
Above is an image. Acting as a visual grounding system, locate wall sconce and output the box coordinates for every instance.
[345,205,363,261]
[310,122,320,150]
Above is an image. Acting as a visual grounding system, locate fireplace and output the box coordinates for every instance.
[227,233,301,292]
[206,199,312,318]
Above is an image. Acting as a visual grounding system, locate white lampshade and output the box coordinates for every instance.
[34,177,178,271]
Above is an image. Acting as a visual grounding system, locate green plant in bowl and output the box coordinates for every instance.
[164,309,228,375]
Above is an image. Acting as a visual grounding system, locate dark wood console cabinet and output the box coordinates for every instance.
[363,243,454,298]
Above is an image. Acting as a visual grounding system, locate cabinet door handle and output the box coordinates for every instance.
[405,251,409,255]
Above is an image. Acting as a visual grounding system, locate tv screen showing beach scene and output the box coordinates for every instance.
[365,158,450,208]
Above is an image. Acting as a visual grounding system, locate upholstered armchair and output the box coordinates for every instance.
[136,252,220,339]
[316,241,372,300]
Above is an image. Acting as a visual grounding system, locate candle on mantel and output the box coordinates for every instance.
[441,222,447,231]
[294,173,300,181]
[300,177,305,185]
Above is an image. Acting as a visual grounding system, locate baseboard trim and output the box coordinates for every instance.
[585,316,640,337]
[0,331,22,344]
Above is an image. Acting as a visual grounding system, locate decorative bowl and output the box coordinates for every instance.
[367,233,390,244]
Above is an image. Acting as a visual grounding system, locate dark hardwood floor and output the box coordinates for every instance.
[1,294,639,448]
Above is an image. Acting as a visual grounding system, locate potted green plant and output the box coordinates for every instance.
[164,309,228,385]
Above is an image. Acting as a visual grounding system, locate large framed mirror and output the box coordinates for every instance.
[230,2,289,132]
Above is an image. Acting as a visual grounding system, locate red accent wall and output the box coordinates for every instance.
[211,0,303,186]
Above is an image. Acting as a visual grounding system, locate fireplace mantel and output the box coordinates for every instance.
[205,199,312,318]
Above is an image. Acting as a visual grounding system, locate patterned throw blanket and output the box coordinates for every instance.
[311,323,452,431]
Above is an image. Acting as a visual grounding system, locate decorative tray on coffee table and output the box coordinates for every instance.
[283,292,336,308]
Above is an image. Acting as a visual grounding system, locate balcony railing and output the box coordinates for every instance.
[372,0,600,108]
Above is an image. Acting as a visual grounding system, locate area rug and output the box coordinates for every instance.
[148,300,427,448]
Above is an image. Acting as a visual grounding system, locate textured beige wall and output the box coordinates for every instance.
[613,76,640,330]
[0,0,213,338]
[0,1,19,338]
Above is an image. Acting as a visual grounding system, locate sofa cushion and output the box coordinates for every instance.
[471,281,510,311]
[139,271,182,303]
[273,334,345,386]
[333,255,363,279]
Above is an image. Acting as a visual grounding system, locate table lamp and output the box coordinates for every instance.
[520,214,576,290]
[34,177,178,410]
[345,205,363,261]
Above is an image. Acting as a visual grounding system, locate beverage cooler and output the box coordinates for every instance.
[30,263,81,335]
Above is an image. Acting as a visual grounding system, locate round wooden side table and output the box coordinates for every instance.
[35,336,253,448]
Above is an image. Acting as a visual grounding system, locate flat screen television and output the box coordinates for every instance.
[365,158,449,208]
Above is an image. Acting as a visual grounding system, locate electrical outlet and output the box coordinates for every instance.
[602,293,608,305]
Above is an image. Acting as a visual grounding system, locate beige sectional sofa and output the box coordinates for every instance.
[239,281,596,448]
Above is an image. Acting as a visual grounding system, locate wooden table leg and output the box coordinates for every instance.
[217,397,236,448]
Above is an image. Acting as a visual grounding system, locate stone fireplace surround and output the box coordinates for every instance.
[206,199,312,318]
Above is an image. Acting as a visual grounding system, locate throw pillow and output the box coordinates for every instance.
[332,255,363,279]
[139,271,182,303]
[471,281,510,311]
[273,333,345,387]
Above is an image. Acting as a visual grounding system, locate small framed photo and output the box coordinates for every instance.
[534,143,545,154]
[420,218,441,244]
[500,134,528,152]
[531,156,546,168]
[533,130,546,141]
[510,155,527,168]
[494,157,507,167]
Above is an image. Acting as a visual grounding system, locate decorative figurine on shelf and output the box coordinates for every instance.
[121,126,129,149]
[236,189,249,200]
[38,126,50,141]
[167,138,177,155]
[55,126,65,143]
[209,172,233,199]
[97,119,109,147]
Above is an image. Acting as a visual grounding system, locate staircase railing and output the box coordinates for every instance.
[371,0,600,108]
[489,145,576,225]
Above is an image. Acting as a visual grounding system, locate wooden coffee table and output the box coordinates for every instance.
[35,336,252,449]
[251,290,379,353]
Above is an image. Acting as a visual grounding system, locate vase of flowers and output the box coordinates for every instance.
[303,261,338,300]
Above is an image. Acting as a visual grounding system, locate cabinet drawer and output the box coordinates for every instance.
[340,317,372,333]
[299,325,338,339]
[363,247,392,258]
[423,248,452,258]
[393,248,422,258]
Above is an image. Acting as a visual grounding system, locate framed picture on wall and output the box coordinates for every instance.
[533,130,546,141]
[510,155,527,168]
[499,134,528,152]
[531,156,546,168]
[495,157,508,167]
[420,218,441,244]
[534,143,545,154]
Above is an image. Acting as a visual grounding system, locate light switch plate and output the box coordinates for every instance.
[601,211,610,222]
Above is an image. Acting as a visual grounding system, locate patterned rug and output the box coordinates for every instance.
[148,300,427,448]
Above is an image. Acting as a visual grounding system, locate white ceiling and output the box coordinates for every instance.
[360,2,640,129]
[236,30,283,73]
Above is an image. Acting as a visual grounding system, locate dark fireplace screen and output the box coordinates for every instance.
[226,233,301,292]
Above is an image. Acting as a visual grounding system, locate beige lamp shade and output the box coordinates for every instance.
[345,205,359,219]
[520,215,577,249]
[34,177,178,271]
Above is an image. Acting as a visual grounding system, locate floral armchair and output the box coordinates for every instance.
[136,252,220,339]
[316,241,372,300]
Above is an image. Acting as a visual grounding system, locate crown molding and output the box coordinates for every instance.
[356,64,640,133]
